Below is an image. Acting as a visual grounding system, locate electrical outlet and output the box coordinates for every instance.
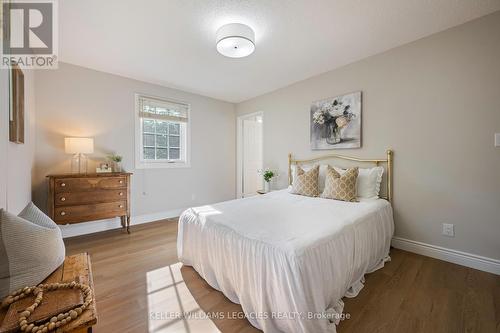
[495,133,500,147]
[442,223,454,237]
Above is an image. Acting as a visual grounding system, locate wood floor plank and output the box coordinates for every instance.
[64,220,500,333]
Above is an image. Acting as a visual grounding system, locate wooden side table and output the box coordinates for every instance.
[0,253,97,333]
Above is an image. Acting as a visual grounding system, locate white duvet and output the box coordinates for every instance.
[177,189,394,333]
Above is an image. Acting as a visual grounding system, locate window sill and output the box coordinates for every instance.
[135,162,191,169]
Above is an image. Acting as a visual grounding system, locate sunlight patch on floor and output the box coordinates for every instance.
[147,262,220,333]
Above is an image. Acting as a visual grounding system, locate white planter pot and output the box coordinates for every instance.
[264,181,270,193]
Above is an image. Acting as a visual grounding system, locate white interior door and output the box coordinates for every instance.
[237,112,263,198]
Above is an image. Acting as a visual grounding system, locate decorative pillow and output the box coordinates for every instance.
[291,164,328,192]
[290,165,320,197]
[0,203,65,298]
[321,166,359,202]
[334,166,384,199]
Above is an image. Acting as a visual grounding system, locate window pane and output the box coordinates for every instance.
[156,148,168,159]
[139,97,188,165]
[169,148,180,160]
[143,119,155,133]
[143,147,155,160]
[143,134,155,146]
[169,123,180,135]
[156,135,167,148]
[169,135,180,147]
[156,121,168,134]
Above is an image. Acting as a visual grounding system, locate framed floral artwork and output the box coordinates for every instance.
[310,91,361,149]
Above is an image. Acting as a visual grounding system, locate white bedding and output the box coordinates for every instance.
[177,189,394,333]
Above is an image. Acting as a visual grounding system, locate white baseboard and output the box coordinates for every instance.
[60,208,185,238]
[391,237,500,275]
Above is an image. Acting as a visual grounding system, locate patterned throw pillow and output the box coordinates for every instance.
[291,165,320,197]
[321,166,359,202]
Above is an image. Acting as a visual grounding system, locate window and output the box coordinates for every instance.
[135,94,190,168]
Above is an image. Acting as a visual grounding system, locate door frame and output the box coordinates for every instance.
[236,111,264,198]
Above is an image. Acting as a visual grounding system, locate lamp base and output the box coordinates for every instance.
[71,154,88,174]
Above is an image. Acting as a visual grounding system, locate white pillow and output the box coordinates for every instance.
[291,164,327,192]
[334,166,384,199]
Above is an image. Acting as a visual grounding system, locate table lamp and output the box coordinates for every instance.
[65,137,94,173]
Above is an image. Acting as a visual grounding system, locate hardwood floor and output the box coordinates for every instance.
[65,220,500,333]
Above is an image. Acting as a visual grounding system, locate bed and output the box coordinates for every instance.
[177,150,394,333]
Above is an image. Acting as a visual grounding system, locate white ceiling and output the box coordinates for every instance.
[59,0,500,103]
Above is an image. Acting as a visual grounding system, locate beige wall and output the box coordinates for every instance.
[236,12,500,260]
[33,63,236,229]
[0,68,36,214]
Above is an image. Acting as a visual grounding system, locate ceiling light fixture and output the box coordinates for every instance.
[216,23,255,58]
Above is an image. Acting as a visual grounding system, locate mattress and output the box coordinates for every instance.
[177,189,394,332]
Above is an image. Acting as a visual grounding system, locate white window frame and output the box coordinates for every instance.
[134,93,191,169]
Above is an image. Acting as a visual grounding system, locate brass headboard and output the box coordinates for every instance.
[288,150,394,203]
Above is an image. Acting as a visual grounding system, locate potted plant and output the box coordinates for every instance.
[108,154,123,172]
[259,168,277,193]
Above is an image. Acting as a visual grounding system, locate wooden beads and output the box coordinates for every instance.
[1,282,93,332]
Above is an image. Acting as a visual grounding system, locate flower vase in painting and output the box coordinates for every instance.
[310,91,361,149]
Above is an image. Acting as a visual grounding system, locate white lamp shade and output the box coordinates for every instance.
[216,23,255,58]
[64,137,94,154]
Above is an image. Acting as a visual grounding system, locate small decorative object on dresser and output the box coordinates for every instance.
[107,154,123,172]
[95,163,112,173]
[47,172,132,233]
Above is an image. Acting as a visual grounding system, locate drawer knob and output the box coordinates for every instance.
[61,183,66,187]
[119,205,124,208]
[60,197,66,201]
[119,180,123,184]
[60,211,66,216]
[119,192,124,196]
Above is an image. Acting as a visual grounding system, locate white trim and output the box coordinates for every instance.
[391,237,500,275]
[134,93,191,169]
[59,208,186,238]
[236,111,264,198]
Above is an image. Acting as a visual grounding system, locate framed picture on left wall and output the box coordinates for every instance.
[9,64,25,144]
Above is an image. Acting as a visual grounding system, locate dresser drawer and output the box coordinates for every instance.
[55,189,127,206]
[54,201,127,224]
[55,177,127,192]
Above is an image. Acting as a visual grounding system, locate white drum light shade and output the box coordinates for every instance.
[64,137,94,154]
[216,23,255,58]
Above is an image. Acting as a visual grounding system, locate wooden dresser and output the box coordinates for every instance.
[47,172,132,233]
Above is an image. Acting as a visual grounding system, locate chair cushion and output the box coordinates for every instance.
[0,203,65,298]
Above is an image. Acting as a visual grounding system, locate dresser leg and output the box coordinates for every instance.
[126,215,131,234]
[120,216,126,229]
